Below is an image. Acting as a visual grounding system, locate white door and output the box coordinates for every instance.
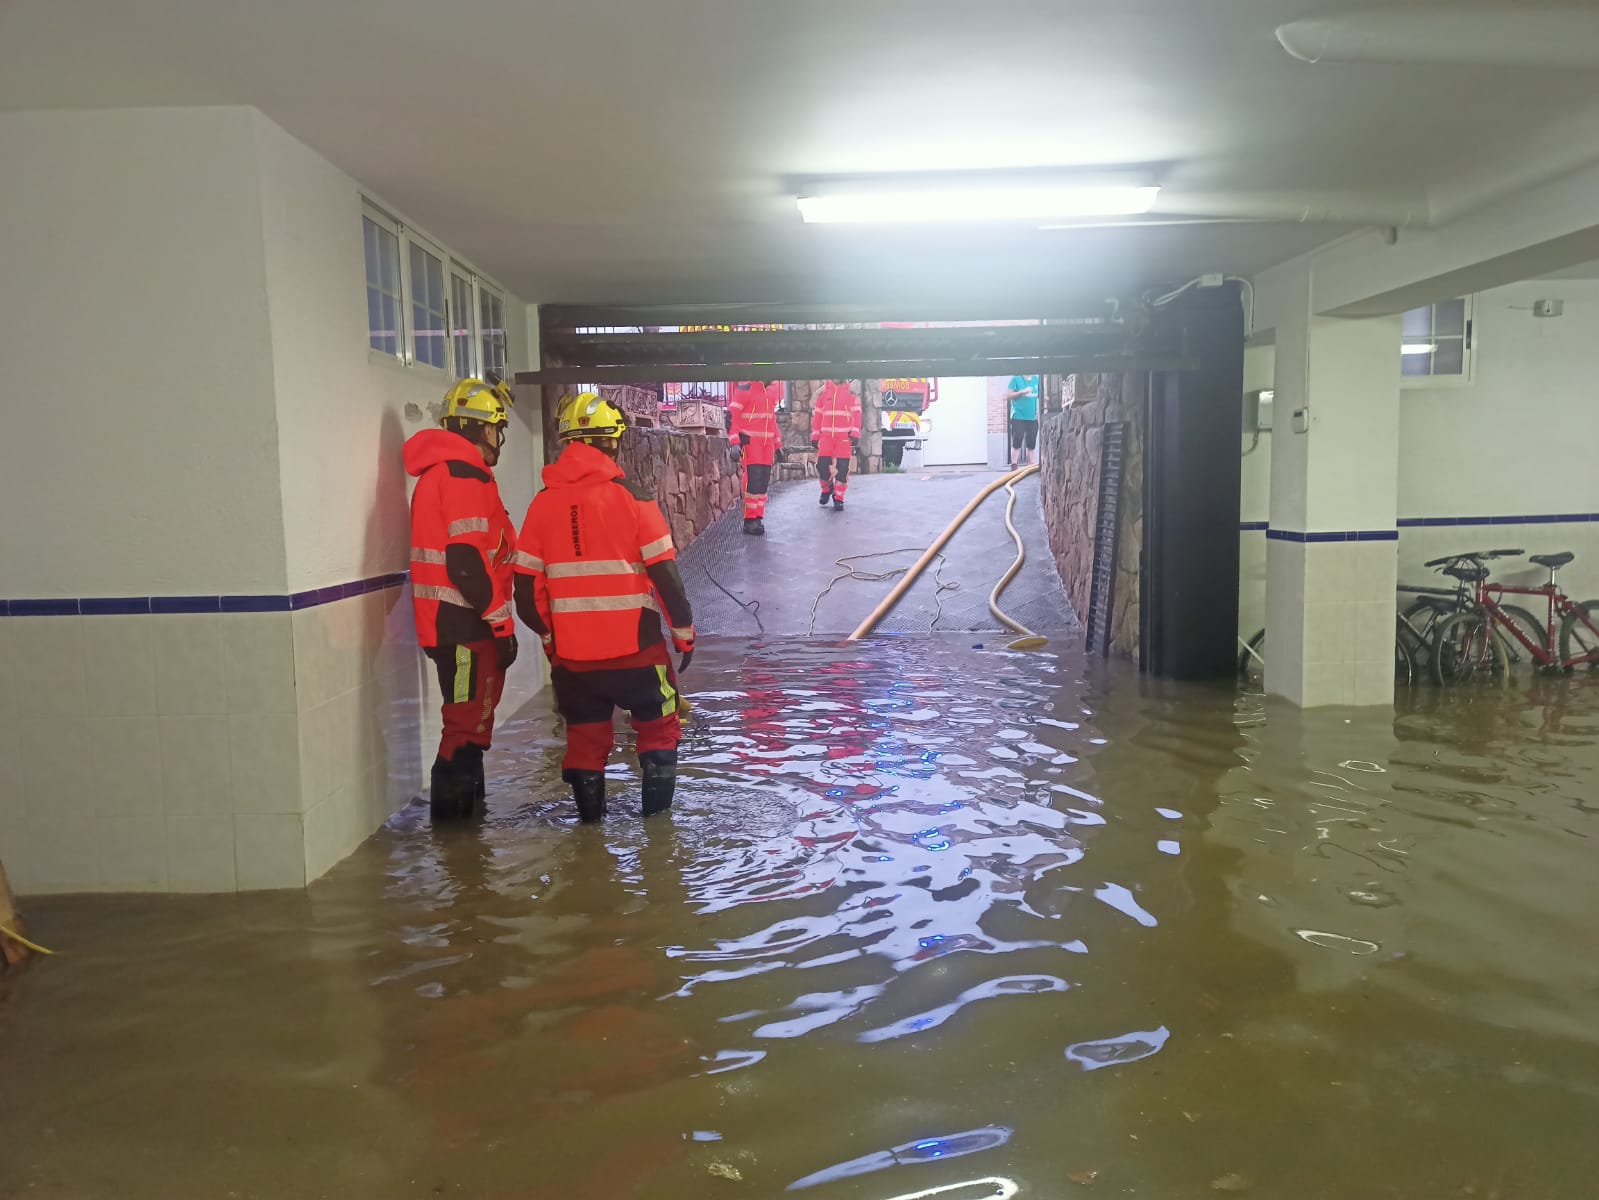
[922,377,989,466]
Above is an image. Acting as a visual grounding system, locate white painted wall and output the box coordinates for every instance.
[0,107,287,597]
[1241,278,1599,637]
[1401,281,1597,519]
[1399,278,1599,597]
[924,376,989,465]
[252,114,539,594]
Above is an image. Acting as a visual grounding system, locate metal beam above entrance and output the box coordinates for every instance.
[520,355,1195,386]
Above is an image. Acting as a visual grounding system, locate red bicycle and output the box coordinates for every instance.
[1434,551,1599,682]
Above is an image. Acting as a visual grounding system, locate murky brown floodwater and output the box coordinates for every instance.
[4,639,1599,1200]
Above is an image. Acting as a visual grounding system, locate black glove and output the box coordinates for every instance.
[739,432,751,446]
[729,442,742,462]
[679,648,694,673]
[850,437,860,451]
[810,439,819,450]
[495,633,519,670]
[774,446,786,463]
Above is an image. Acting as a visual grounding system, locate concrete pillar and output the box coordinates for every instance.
[1265,268,1401,707]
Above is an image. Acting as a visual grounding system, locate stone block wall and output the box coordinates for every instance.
[538,387,740,553]
[1039,373,1147,659]
[618,428,740,552]
[776,379,885,480]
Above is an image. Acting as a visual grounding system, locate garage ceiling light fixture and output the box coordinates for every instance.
[796,174,1159,224]
[1401,342,1436,355]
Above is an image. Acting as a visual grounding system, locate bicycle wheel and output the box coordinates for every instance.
[1394,621,1415,686]
[1238,629,1265,688]
[1401,597,1457,675]
[1557,600,1599,669]
[1496,604,1547,667]
[1433,612,1499,684]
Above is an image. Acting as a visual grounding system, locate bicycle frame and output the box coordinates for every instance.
[1481,581,1599,668]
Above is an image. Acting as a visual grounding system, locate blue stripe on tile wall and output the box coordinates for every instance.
[1,572,409,618]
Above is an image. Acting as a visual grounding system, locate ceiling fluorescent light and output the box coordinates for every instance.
[797,181,1159,224]
[1401,342,1437,355]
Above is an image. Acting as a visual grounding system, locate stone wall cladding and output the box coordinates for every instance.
[618,428,740,553]
[1039,373,1146,659]
[539,387,740,554]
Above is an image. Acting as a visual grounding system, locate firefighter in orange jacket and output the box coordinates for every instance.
[728,379,782,536]
[812,379,862,510]
[404,377,519,821]
[513,393,696,822]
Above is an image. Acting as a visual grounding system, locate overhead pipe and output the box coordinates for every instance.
[1276,9,1599,70]
[1146,191,1431,229]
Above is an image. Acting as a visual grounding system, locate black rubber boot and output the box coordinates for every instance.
[460,744,487,810]
[818,490,832,506]
[639,749,678,818]
[429,755,475,822]
[832,497,845,511]
[563,769,607,823]
[742,518,760,535]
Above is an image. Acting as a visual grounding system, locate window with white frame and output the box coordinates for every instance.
[450,266,477,379]
[480,287,508,379]
[1401,297,1472,382]
[408,236,450,370]
[363,210,403,358]
[362,199,512,378]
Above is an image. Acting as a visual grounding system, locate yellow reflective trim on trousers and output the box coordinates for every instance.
[453,644,472,704]
[655,664,677,718]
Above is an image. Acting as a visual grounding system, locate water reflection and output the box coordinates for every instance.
[3,641,1599,1199]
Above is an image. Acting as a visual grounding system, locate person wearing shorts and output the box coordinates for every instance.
[1005,375,1040,467]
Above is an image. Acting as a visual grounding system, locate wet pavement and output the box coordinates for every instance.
[681,470,1078,638]
[4,639,1599,1199]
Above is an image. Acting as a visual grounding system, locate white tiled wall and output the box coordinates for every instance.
[294,587,424,885]
[1398,524,1599,606]
[1266,540,1398,707]
[0,584,426,895]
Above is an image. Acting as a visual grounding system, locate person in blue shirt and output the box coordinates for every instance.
[1004,375,1040,467]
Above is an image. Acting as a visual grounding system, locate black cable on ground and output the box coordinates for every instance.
[702,564,765,635]
[808,547,960,637]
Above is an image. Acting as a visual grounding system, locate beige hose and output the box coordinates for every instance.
[987,466,1048,649]
[847,464,1044,646]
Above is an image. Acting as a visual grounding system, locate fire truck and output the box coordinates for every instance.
[879,377,935,469]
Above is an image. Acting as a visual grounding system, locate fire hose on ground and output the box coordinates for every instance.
[847,464,1048,650]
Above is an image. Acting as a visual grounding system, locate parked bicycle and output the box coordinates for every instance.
[1402,549,1545,674]
[1434,550,1599,683]
[1236,548,1549,690]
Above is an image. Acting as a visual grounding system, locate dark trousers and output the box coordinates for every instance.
[742,462,772,518]
[552,644,682,771]
[817,455,852,499]
[425,640,505,759]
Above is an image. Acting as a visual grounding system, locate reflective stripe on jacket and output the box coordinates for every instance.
[728,380,780,466]
[813,383,862,457]
[404,429,516,648]
[513,441,694,663]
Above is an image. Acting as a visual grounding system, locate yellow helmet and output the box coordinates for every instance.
[442,376,514,427]
[558,391,629,442]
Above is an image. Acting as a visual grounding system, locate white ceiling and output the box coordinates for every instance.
[4,0,1598,312]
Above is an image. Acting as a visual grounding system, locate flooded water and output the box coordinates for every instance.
[4,639,1599,1199]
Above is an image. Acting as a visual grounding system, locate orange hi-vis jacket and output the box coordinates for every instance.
[404,429,516,647]
[728,381,780,467]
[813,382,862,458]
[512,442,695,665]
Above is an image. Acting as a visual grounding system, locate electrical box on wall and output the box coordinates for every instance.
[1533,298,1565,318]
[1243,388,1274,432]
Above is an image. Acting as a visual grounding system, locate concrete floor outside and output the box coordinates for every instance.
[4,474,1599,1200]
